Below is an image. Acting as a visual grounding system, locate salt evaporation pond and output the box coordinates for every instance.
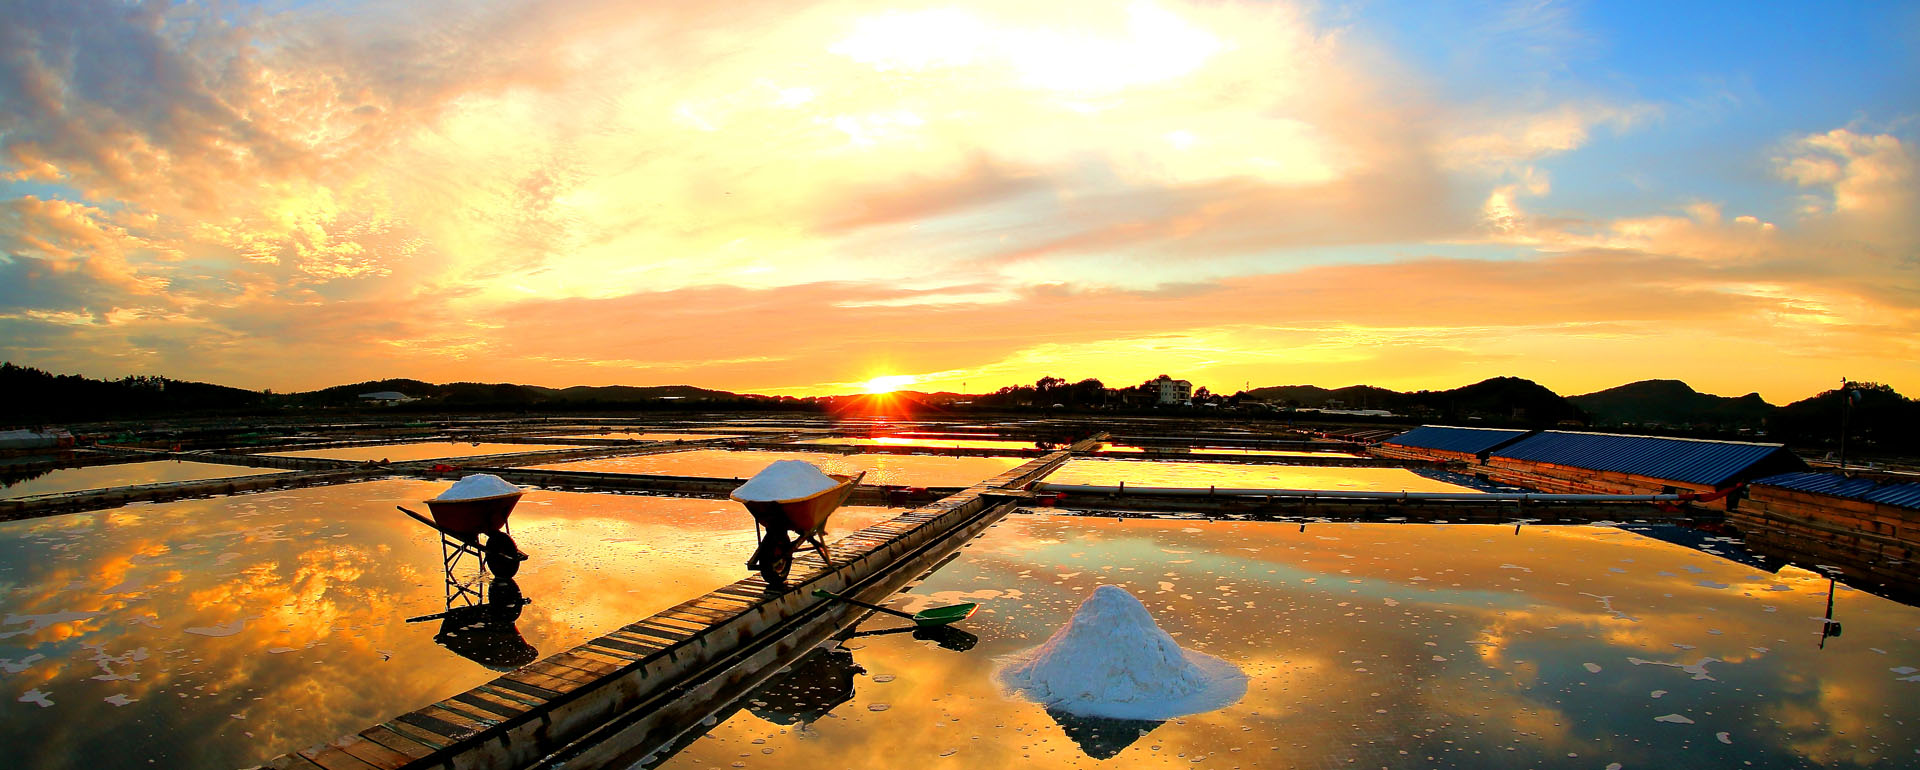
[0,479,898,770]
[664,514,1920,770]
[1043,458,1480,493]
[1096,446,1365,458]
[543,432,743,442]
[1,461,288,500]
[528,450,1026,488]
[798,437,1052,451]
[262,441,579,462]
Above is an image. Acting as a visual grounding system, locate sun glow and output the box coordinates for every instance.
[862,374,916,394]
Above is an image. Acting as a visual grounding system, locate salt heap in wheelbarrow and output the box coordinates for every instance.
[731,460,839,502]
[426,473,525,538]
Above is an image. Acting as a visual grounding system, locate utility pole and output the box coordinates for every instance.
[1838,377,1851,470]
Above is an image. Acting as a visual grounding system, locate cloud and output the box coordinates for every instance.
[0,0,1910,402]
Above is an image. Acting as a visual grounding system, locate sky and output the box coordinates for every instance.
[0,0,1915,402]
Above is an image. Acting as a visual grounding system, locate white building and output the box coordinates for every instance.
[358,391,418,405]
[1153,375,1192,406]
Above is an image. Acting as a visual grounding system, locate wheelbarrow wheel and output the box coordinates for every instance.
[484,531,525,579]
[759,551,793,585]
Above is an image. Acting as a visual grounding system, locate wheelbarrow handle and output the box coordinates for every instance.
[812,589,916,621]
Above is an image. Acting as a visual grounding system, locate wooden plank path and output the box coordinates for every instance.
[247,440,1094,770]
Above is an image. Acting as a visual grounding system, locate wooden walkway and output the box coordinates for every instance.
[249,446,1083,770]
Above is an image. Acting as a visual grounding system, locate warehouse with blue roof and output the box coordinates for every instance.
[1374,426,1807,505]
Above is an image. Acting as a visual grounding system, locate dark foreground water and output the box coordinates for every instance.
[0,480,897,769]
[661,514,1920,770]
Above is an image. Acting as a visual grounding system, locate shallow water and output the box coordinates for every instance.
[1042,458,1480,493]
[799,437,1052,451]
[661,515,1920,770]
[544,433,743,442]
[263,442,580,462]
[530,450,1027,488]
[0,461,288,500]
[1096,446,1365,458]
[0,480,899,770]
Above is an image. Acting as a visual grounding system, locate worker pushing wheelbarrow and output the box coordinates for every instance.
[731,460,865,585]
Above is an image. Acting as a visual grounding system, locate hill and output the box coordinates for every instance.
[1569,380,1775,429]
[1243,376,1585,426]
[1770,382,1920,454]
[0,362,262,422]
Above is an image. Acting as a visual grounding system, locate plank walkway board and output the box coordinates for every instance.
[451,690,531,720]
[375,719,452,751]
[299,743,382,770]
[394,710,477,741]
[330,735,413,770]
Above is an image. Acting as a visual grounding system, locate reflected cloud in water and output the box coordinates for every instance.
[0,479,899,769]
[664,515,1920,769]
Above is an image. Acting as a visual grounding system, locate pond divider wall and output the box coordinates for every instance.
[248,444,1086,770]
[1028,488,1711,524]
[0,468,379,522]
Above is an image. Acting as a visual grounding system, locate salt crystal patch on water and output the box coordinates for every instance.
[4,611,103,634]
[730,461,840,502]
[1583,663,1602,673]
[184,618,250,637]
[432,474,523,502]
[1892,667,1917,675]
[867,703,890,712]
[1651,690,1667,698]
[104,694,136,706]
[995,585,1247,720]
[267,647,297,654]
[1605,764,1623,770]
[18,689,52,707]
[0,653,46,673]
[1716,732,1732,744]
[1654,714,1695,724]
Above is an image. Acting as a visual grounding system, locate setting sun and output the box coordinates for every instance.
[862,375,916,394]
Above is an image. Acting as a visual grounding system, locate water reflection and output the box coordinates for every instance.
[427,578,539,672]
[0,480,901,770]
[530,450,1025,488]
[747,646,865,726]
[263,442,580,462]
[799,437,1052,451]
[0,461,287,499]
[662,516,1920,770]
[848,623,979,652]
[1043,458,1482,493]
[545,433,743,442]
[1043,707,1162,760]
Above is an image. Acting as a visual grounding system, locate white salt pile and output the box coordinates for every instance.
[432,474,523,501]
[995,584,1247,720]
[731,460,839,502]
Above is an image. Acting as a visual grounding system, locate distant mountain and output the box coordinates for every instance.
[1240,384,1400,409]
[1569,380,1775,429]
[1243,376,1586,426]
[0,362,262,422]
[1771,382,1920,452]
[289,379,762,408]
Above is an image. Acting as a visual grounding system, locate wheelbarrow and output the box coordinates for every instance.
[732,471,864,585]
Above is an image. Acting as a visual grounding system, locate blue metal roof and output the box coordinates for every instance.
[1490,431,1805,487]
[1381,425,1531,455]
[1753,471,1920,510]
